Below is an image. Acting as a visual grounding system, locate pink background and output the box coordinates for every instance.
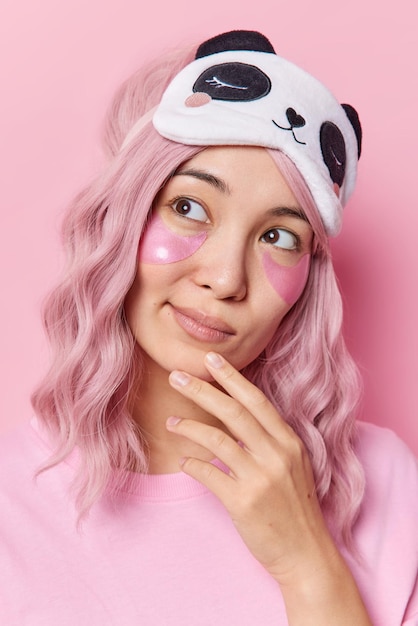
[1,0,417,455]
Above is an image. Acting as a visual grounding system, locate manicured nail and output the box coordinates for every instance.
[205,352,224,368]
[166,416,181,428]
[170,370,191,387]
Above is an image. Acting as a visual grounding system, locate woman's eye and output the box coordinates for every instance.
[172,198,208,222]
[261,228,298,250]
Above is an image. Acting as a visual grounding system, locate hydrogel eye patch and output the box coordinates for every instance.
[138,213,207,264]
[262,253,310,305]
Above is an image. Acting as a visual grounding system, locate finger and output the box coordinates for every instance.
[168,370,268,452]
[203,352,293,440]
[166,416,250,478]
[179,455,233,503]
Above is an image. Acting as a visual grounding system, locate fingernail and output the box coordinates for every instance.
[205,352,224,368]
[169,371,191,387]
[166,416,181,427]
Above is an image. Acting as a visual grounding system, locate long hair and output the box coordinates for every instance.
[32,44,364,545]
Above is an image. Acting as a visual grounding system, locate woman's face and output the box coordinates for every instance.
[125,146,313,380]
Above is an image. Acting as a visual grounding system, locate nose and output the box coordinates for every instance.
[193,235,248,301]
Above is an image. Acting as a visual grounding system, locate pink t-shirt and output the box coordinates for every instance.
[0,418,417,625]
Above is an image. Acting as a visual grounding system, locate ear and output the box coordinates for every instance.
[341,104,362,158]
[320,122,346,187]
[196,30,276,59]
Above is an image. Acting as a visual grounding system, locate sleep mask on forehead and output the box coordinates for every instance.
[129,30,362,235]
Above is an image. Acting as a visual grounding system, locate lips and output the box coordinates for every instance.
[169,304,236,342]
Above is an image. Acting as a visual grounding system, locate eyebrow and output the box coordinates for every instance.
[173,168,231,194]
[266,207,308,223]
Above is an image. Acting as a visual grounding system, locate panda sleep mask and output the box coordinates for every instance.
[135,30,362,235]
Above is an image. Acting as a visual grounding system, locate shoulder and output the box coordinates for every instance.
[348,422,418,622]
[0,418,57,500]
[355,420,418,482]
[354,421,418,512]
[0,419,35,468]
[0,418,77,547]
[352,420,418,558]
[0,418,50,464]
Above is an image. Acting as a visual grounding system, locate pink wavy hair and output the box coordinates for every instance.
[32,44,364,546]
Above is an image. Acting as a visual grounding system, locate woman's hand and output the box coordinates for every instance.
[166,352,372,625]
[167,351,326,579]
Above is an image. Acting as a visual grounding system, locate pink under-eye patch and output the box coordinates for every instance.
[138,213,207,264]
[262,253,310,305]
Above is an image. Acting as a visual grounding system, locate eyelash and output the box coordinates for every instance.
[169,196,209,222]
[260,228,300,251]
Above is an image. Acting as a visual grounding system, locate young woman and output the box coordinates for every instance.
[1,30,417,625]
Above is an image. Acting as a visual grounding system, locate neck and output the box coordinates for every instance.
[130,356,226,474]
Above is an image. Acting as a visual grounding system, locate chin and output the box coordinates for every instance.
[139,347,213,382]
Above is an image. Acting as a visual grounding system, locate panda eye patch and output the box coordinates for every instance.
[193,62,271,102]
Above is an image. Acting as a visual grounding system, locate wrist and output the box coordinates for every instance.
[270,546,372,625]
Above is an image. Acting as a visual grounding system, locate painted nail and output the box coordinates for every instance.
[205,352,224,368]
[170,371,191,387]
[166,416,181,427]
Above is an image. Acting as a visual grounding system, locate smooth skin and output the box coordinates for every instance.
[126,146,372,624]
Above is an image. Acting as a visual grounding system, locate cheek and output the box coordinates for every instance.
[262,253,310,305]
[138,213,206,264]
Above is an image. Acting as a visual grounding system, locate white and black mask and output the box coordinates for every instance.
[151,30,362,235]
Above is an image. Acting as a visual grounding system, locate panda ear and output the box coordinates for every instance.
[196,30,276,59]
[341,104,362,158]
[320,122,347,187]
